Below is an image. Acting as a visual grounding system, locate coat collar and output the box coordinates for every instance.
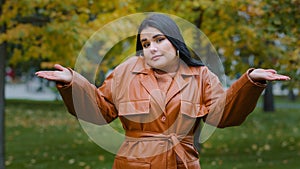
[130,56,200,113]
[130,56,199,76]
[130,56,151,74]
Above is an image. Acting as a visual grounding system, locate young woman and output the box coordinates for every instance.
[36,13,290,169]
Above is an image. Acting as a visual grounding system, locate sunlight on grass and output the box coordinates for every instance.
[4,97,300,169]
[5,100,115,169]
[200,104,300,169]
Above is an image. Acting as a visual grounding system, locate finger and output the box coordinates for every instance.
[35,71,41,75]
[278,75,290,81]
[275,73,290,80]
[35,71,45,77]
[35,71,53,79]
[53,64,65,71]
[268,74,291,81]
[265,69,277,74]
[35,72,47,79]
[36,71,61,81]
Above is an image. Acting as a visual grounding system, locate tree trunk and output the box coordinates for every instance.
[288,89,296,101]
[263,82,275,112]
[0,0,6,168]
[0,42,6,169]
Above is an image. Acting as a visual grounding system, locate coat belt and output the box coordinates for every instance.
[125,131,193,169]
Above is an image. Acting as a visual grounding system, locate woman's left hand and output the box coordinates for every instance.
[249,69,291,82]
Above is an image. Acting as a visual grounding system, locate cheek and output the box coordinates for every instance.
[162,42,176,55]
[167,49,176,57]
[143,50,151,59]
[163,48,176,59]
[143,50,153,64]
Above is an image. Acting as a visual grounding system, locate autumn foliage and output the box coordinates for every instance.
[0,0,299,88]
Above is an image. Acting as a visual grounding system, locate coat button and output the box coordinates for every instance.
[161,116,166,122]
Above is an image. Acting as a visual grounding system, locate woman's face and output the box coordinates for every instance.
[140,27,179,72]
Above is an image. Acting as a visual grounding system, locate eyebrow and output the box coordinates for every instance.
[140,34,165,42]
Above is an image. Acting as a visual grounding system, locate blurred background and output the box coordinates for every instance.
[0,0,299,169]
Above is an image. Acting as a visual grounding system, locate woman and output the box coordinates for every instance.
[36,14,290,169]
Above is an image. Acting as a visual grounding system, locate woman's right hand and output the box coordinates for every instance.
[35,64,73,84]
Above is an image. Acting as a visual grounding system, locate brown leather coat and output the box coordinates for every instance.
[57,56,266,169]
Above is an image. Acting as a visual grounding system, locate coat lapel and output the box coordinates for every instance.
[131,57,198,113]
[139,72,166,114]
[165,60,197,105]
[131,57,166,113]
[165,73,190,105]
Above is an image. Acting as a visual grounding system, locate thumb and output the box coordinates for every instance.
[265,69,277,74]
[53,64,65,71]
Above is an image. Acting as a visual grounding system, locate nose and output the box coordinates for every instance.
[149,43,158,53]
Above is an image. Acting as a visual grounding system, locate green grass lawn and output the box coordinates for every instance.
[4,97,300,169]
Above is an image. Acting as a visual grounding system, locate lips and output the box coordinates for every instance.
[151,55,162,61]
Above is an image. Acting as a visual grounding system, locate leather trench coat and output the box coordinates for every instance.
[57,56,266,169]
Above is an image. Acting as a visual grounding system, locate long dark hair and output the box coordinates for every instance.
[136,13,204,67]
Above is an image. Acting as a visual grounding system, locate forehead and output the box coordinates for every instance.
[140,27,164,39]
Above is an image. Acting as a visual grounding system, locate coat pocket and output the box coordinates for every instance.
[118,100,150,116]
[181,101,207,118]
[113,156,151,169]
[118,100,154,123]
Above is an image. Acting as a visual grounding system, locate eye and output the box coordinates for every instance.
[156,37,165,43]
[142,42,150,48]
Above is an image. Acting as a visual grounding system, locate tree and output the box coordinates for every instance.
[0,0,299,108]
[242,0,300,111]
[0,0,139,72]
[0,0,6,168]
[0,1,299,165]
[177,0,298,111]
[170,0,300,112]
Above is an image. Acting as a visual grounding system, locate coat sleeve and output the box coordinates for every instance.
[202,68,266,128]
[56,69,118,125]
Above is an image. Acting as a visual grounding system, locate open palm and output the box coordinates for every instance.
[249,69,290,82]
[35,64,72,84]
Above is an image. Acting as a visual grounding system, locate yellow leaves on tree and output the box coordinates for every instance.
[0,0,299,88]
